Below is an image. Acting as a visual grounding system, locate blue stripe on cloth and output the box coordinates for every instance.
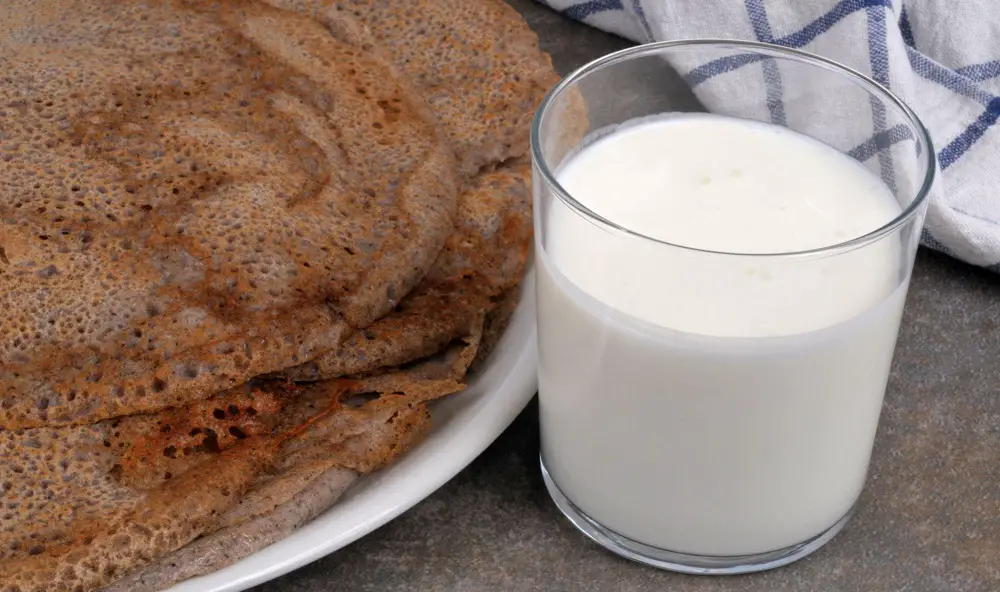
[898,6,915,47]
[745,0,787,126]
[921,228,955,256]
[630,0,655,42]
[956,61,1000,82]
[562,0,624,21]
[775,0,892,48]
[685,53,766,86]
[847,124,914,162]
[866,4,896,191]
[939,97,1000,170]
[906,47,996,107]
[684,0,893,87]
[760,60,787,125]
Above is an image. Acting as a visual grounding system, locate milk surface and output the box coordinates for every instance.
[537,113,908,555]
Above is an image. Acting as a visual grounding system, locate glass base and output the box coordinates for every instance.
[540,457,856,575]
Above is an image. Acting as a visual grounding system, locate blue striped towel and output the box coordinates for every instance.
[540,0,1000,271]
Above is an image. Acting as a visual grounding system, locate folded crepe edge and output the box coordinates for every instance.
[100,467,359,592]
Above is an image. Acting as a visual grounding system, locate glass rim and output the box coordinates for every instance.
[529,39,937,259]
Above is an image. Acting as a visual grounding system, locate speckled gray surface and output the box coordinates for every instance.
[254,2,1000,591]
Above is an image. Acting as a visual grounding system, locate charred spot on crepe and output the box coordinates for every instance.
[105,384,291,490]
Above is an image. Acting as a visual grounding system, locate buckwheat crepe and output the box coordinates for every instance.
[0,1,555,590]
[0,0,459,429]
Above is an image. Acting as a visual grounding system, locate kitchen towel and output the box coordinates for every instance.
[540,0,1000,271]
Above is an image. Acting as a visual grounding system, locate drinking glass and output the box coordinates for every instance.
[531,40,935,575]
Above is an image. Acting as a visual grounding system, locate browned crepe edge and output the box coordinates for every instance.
[100,467,359,592]
[469,285,523,376]
[98,314,487,590]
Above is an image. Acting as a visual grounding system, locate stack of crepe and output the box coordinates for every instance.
[0,1,558,590]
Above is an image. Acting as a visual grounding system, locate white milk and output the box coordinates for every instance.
[537,113,908,556]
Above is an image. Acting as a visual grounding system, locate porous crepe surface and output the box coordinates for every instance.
[1,319,480,591]
[0,0,458,429]
[424,161,534,291]
[0,145,531,592]
[104,320,486,592]
[229,322,486,526]
[0,384,298,584]
[0,0,556,589]
[347,0,560,176]
[469,284,523,376]
[267,0,541,384]
[0,374,443,592]
[1,429,275,592]
[267,0,560,177]
[282,276,490,382]
[99,467,360,592]
[285,161,533,382]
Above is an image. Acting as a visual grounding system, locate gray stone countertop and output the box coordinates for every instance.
[256,2,999,590]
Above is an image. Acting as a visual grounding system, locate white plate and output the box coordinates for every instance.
[168,271,539,592]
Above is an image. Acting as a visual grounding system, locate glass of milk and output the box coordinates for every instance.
[532,41,935,574]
